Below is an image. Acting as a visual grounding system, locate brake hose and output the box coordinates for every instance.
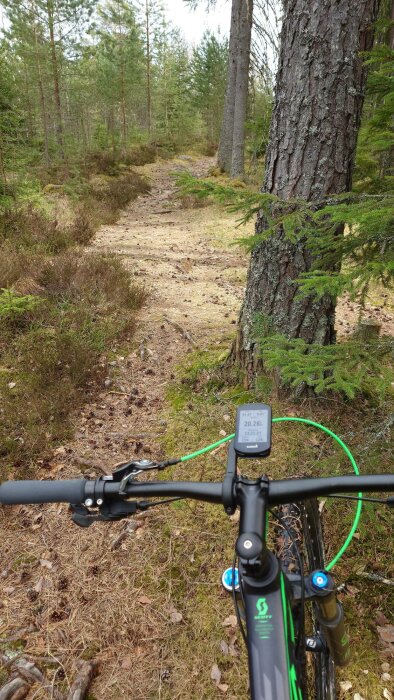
[179,417,362,571]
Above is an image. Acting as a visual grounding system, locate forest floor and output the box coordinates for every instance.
[0,156,393,700]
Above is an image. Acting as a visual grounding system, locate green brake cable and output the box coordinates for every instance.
[180,417,362,571]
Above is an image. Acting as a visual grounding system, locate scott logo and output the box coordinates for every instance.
[254,597,272,620]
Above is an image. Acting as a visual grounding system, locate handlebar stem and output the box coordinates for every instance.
[236,476,270,578]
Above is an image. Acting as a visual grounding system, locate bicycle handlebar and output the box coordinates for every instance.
[1,474,394,507]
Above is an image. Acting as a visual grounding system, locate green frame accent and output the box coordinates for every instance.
[280,573,303,700]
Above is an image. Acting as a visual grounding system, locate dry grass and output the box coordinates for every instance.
[38,250,146,310]
[121,144,157,166]
[84,145,156,175]
[0,163,149,479]
[176,193,211,210]
[0,248,146,477]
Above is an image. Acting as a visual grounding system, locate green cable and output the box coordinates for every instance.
[180,434,235,461]
[180,417,362,570]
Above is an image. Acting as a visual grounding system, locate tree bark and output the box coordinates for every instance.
[230,0,253,177]
[145,0,152,137]
[217,0,241,172]
[0,132,7,187]
[46,0,65,159]
[232,0,380,378]
[31,1,50,164]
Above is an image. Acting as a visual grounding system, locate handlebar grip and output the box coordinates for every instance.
[0,480,86,505]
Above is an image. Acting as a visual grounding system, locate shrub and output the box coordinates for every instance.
[84,151,120,176]
[38,250,147,310]
[121,144,156,166]
[0,206,72,253]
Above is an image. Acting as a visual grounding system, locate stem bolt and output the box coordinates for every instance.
[84,498,94,507]
[243,539,253,550]
[97,498,103,506]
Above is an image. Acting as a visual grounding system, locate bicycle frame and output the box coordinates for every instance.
[242,570,301,700]
[233,449,303,700]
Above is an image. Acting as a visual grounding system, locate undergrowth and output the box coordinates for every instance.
[0,147,151,478]
[0,251,146,478]
[150,348,394,699]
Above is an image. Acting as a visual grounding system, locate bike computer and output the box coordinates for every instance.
[234,403,272,458]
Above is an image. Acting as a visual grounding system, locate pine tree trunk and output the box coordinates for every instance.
[0,132,7,186]
[230,0,253,177]
[232,0,380,379]
[217,0,241,172]
[145,0,152,137]
[23,64,34,141]
[120,60,127,143]
[46,0,65,159]
[31,1,50,164]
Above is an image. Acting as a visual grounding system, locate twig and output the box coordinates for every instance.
[8,685,30,700]
[65,660,98,700]
[356,571,394,586]
[0,654,24,670]
[163,315,198,348]
[0,628,36,645]
[0,678,28,700]
[0,656,46,700]
[109,521,139,551]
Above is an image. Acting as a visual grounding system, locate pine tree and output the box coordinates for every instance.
[231,0,381,381]
[190,32,228,145]
[94,0,145,146]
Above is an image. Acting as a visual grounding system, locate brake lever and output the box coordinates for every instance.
[112,460,158,494]
[112,458,180,494]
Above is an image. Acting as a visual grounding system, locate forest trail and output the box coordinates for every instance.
[95,155,248,345]
[69,155,251,473]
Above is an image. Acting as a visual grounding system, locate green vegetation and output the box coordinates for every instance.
[0,149,150,480]
[256,330,393,400]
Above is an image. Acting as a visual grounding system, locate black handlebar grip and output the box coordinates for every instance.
[0,480,87,505]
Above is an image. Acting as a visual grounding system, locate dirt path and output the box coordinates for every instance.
[64,156,250,472]
[95,156,247,343]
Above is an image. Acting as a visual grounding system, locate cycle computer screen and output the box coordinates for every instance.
[234,403,272,458]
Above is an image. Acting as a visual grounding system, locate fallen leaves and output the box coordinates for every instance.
[169,611,183,624]
[137,595,152,605]
[222,615,237,628]
[210,664,228,693]
[377,621,394,658]
[378,625,394,645]
[39,559,53,570]
[339,680,352,693]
